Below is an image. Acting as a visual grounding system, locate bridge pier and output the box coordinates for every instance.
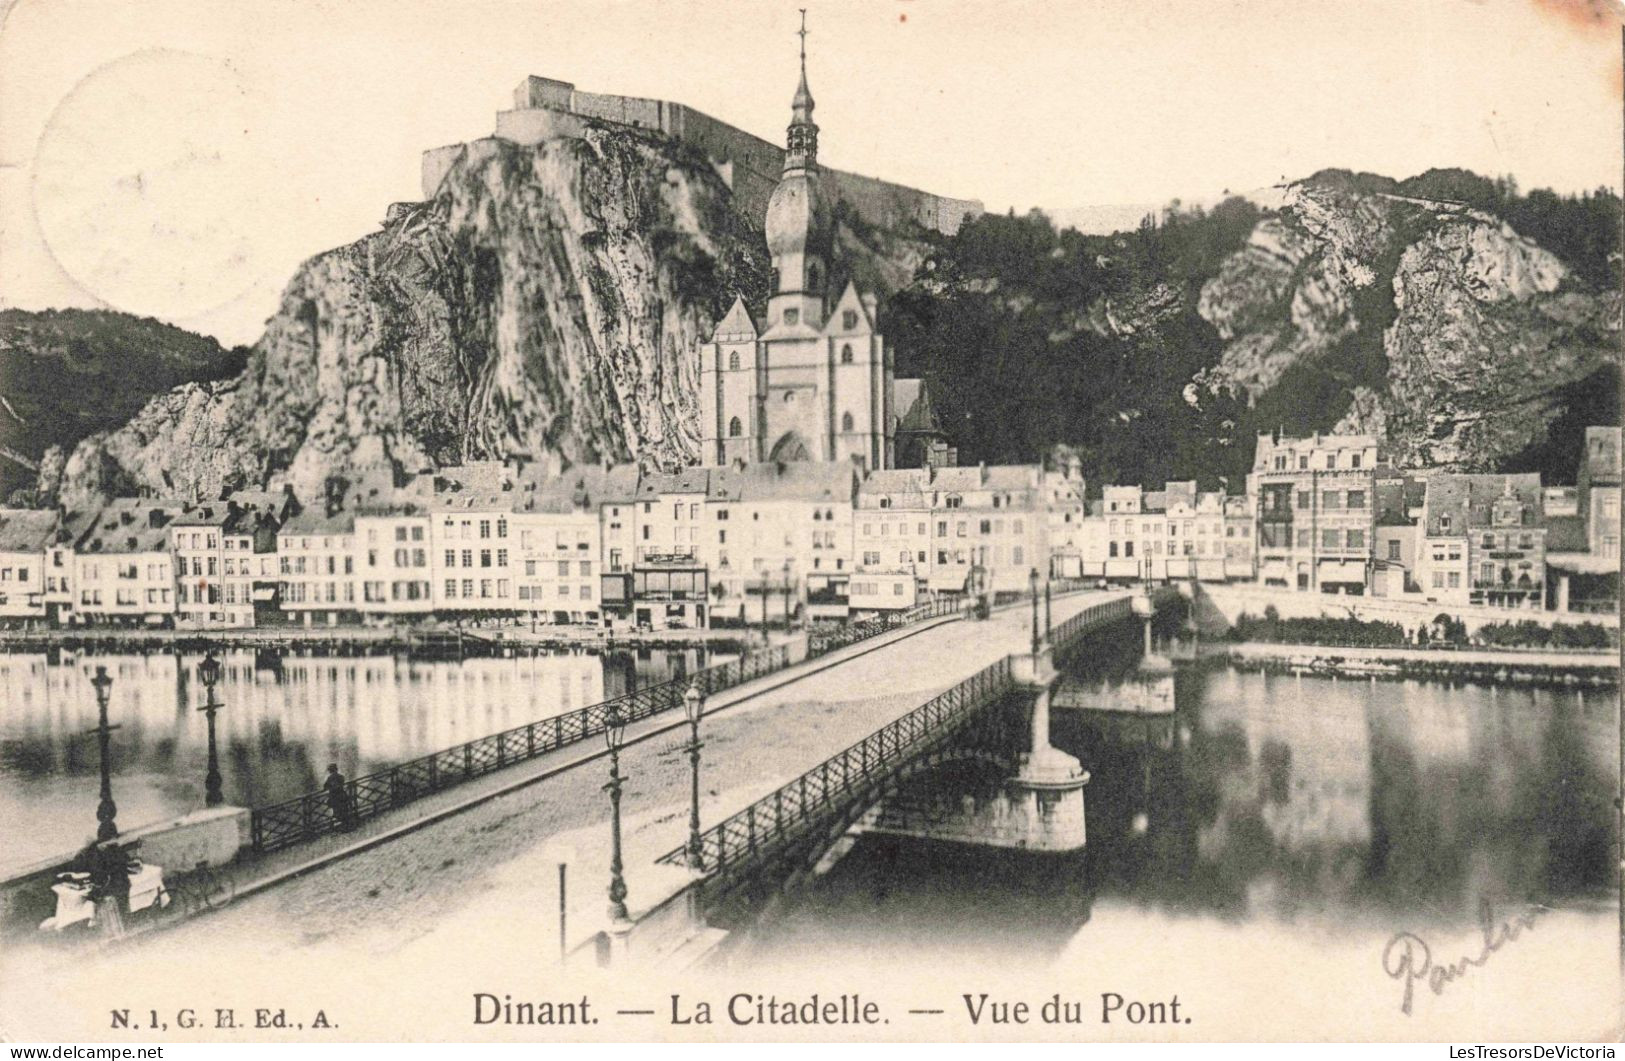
[1002,651,1090,851]
[866,650,1090,853]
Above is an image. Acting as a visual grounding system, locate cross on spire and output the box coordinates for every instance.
[785,7,818,169]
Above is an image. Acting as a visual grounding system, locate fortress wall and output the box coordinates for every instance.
[568,88,666,131]
[494,107,590,147]
[825,167,983,236]
[421,143,468,199]
[515,75,575,110]
[420,76,985,234]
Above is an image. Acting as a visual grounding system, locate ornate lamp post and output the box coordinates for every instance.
[781,560,793,633]
[1044,576,1053,644]
[1029,568,1041,658]
[196,651,225,807]
[682,683,705,872]
[603,704,630,926]
[88,666,121,843]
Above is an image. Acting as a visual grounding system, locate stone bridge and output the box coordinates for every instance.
[1,585,1184,993]
[624,585,1182,964]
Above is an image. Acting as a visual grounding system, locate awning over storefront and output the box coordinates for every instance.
[1547,551,1616,575]
[1317,559,1367,584]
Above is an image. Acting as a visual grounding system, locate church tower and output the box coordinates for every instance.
[763,12,834,332]
[699,12,907,471]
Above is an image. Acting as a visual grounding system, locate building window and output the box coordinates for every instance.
[1388,540,1401,561]
[728,351,740,371]
[841,343,854,364]
[841,412,854,432]
[1347,529,1365,549]
[843,310,858,330]
[729,416,742,437]
[1351,453,1363,469]
[784,308,800,325]
[1346,490,1365,509]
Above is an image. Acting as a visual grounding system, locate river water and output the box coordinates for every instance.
[0,646,716,873]
[733,654,1622,1037]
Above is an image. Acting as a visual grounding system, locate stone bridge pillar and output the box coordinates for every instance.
[864,648,1090,853]
[1004,650,1091,851]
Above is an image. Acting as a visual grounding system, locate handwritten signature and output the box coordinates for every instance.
[1382,900,1552,1015]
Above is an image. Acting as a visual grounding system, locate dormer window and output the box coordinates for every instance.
[784,308,800,325]
[843,309,858,330]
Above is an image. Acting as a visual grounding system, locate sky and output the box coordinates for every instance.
[0,0,1620,347]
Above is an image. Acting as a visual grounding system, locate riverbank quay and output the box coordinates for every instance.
[0,622,756,657]
[1215,640,1620,686]
[1190,581,1621,637]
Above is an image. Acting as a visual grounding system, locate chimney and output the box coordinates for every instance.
[978,461,987,485]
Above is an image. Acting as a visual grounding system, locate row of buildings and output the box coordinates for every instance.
[0,457,1084,630]
[1069,426,1621,615]
[0,426,1616,631]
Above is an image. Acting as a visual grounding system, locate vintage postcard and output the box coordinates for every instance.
[0,0,1621,1046]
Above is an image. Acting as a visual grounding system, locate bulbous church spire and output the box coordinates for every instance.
[785,8,818,171]
[764,7,833,310]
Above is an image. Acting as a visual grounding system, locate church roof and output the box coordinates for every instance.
[891,378,943,436]
[716,460,856,504]
[823,282,874,335]
[710,296,758,343]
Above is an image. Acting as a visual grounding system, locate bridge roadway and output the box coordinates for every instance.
[0,590,1129,1035]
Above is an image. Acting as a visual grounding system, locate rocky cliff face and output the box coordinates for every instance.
[0,309,245,504]
[55,121,774,506]
[1195,180,1619,470]
[41,154,1618,504]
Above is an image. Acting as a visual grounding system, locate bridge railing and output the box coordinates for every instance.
[1049,595,1133,650]
[656,655,1015,876]
[806,596,960,658]
[249,642,791,855]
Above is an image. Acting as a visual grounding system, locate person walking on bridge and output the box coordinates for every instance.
[324,763,355,832]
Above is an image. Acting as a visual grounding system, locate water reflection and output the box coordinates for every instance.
[743,661,1618,968]
[0,646,716,872]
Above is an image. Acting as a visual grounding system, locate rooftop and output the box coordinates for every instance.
[0,508,60,553]
[77,498,188,555]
